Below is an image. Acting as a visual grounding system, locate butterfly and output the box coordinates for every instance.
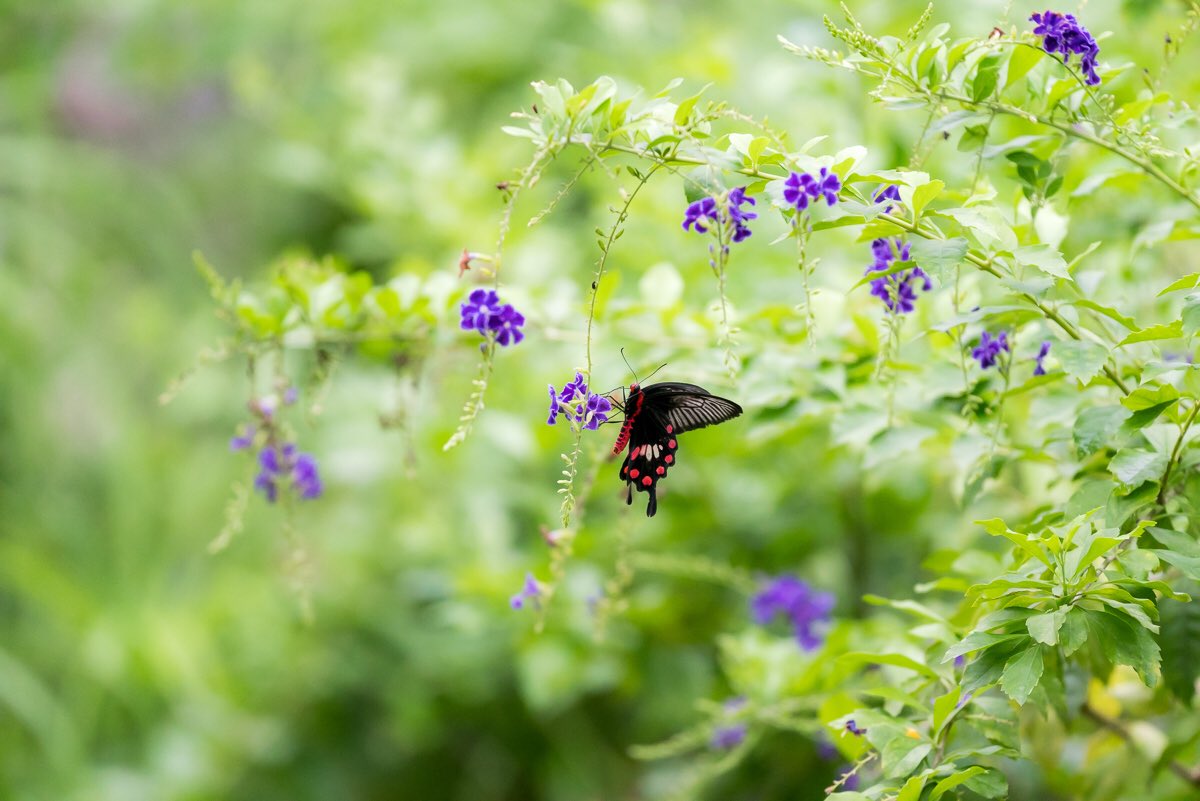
[612,382,743,517]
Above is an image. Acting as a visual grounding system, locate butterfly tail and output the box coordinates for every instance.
[645,485,657,517]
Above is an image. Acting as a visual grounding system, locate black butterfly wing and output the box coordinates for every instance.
[619,416,678,518]
[616,382,741,517]
[639,382,743,434]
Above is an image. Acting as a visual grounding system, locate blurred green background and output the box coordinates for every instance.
[1,0,1193,798]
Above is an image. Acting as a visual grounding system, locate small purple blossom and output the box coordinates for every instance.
[682,187,757,243]
[253,443,323,503]
[710,723,747,750]
[547,372,612,431]
[283,386,299,405]
[865,237,930,314]
[783,168,841,212]
[1031,10,1101,85]
[844,719,866,736]
[1033,340,1051,376]
[510,572,541,610]
[751,575,835,650]
[230,426,256,451]
[874,184,901,207]
[972,330,1010,370]
[459,288,525,347]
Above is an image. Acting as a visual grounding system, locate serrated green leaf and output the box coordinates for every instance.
[1000,645,1045,704]
[1060,607,1089,655]
[910,180,945,219]
[837,651,939,679]
[964,768,1009,798]
[1159,581,1200,703]
[944,632,1026,661]
[908,237,968,283]
[1055,340,1109,383]
[1087,609,1160,686]
[931,767,987,801]
[972,53,1002,101]
[882,739,932,779]
[897,776,926,801]
[1073,405,1131,457]
[1026,610,1066,645]
[1119,321,1184,346]
[1015,244,1069,279]
[1158,271,1200,296]
[1108,449,1168,488]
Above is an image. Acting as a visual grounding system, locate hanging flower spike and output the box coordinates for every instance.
[972,330,1010,370]
[1031,11,1101,85]
[751,575,835,651]
[1033,340,1052,375]
[510,572,542,610]
[727,186,757,242]
[865,238,930,314]
[682,196,719,233]
[252,442,323,503]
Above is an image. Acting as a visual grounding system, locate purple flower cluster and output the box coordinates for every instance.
[844,719,867,736]
[460,289,526,347]
[547,372,613,431]
[972,330,1010,370]
[682,186,758,243]
[238,442,324,503]
[866,238,931,314]
[510,572,541,610]
[1033,340,1051,375]
[710,724,747,750]
[783,168,841,211]
[874,184,901,214]
[751,575,834,651]
[1031,10,1101,85]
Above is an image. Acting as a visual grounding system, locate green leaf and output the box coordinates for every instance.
[1000,645,1045,704]
[1014,244,1069,279]
[1055,340,1109,383]
[931,689,960,737]
[882,739,932,779]
[944,632,1026,661]
[910,180,945,220]
[1087,609,1161,686]
[897,775,927,801]
[1026,610,1066,645]
[1158,271,1200,296]
[964,768,1009,798]
[1146,527,1200,580]
[1070,299,1137,331]
[1122,383,1180,412]
[1183,293,1200,338]
[931,767,987,801]
[837,652,939,679]
[1119,321,1184,346]
[972,53,1002,101]
[1060,607,1089,655]
[1108,449,1168,489]
[908,237,968,283]
[1004,45,1045,88]
[1073,406,1131,457]
[1106,481,1159,527]
[962,641,1021,693]
[1159,581,1200,703]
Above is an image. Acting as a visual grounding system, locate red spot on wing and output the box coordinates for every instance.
[668,439,676,449]
[665,455,673,464]
[665,424,673,433]
[656,466,665,476]
[629,468,640,479]
[641,476,652,486]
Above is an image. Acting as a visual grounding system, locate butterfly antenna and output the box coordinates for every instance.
[620,347,639,384]
[641,362,669,383]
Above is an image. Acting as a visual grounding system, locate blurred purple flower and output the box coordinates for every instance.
[253,442,323,503]
[751,575,835,650]
[710,723,747,750]
[510,572,542,610]
[866,237,930,314]
[283,386,299,405]
[1033,340,1051,376]
[1031,10,1101,84]
[972,330,1010,370]
[839,766,860,791]
[844,719,866,736]
[230,426,256,451]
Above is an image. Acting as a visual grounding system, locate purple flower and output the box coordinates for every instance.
[874,184,901,214]
[783,168,841,212]
[682,187,757,242]
[710,723,747,750]
[510,572,541,610]
[727,186,757,242]
[459,288,525,347]
[547,372,612,430]
[253,442,323,503]
[865,237,930,314]
[230,426,256,451]
[751,575,835,650]
[1031,11,1101,85]
[283,387,299,405]
[972,330,1010,370]
[1033,340,1051,376]
[839,766,860,791]
[844,719,866,736]
[682,196,719,233]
